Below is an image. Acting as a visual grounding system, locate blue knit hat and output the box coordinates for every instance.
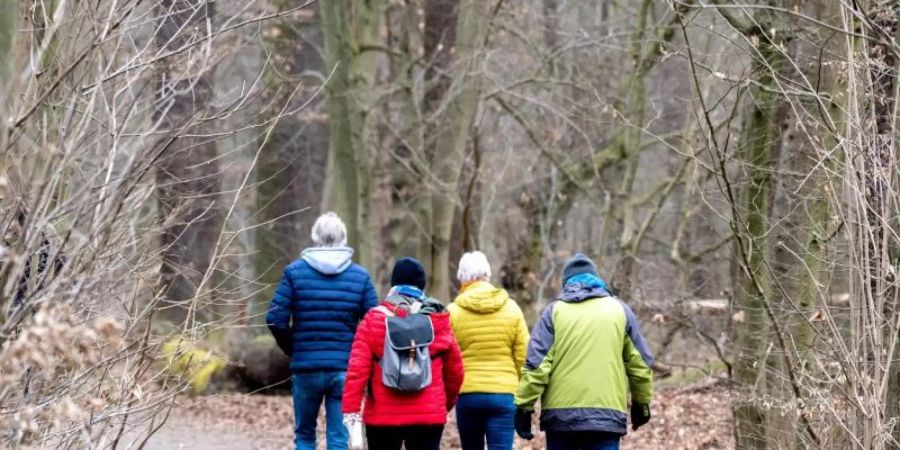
[562,253,598,284]
[391,257,427,290]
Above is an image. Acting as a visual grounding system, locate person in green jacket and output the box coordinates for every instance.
[514,253,653,450]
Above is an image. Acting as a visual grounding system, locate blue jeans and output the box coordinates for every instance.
[292,372,347,450]
[455,393,515,450]
[546,431,621,450]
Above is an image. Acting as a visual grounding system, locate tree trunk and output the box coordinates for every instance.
[767,2,844,446]
[253,4,328,324]
[732,28,783,450]
[382,2,426,276]
[864,5,900,447]
[449,128,483,295]
[413,0,459,291]
[320,0,359,255]
[0,0,16,150]
[320,0,384,270]
[154,0,221,325]
[425,0,492,300]
[768,109,824,448]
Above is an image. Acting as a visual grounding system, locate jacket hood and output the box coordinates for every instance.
[301,247,354,275]
[453,281,509,313]
[558,274,611,303]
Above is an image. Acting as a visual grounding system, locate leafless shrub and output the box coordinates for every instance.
[0,0,312,447]
[679,1,900,448]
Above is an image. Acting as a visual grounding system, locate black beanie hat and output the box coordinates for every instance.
[562,253,598,284]
[391,257,427,290]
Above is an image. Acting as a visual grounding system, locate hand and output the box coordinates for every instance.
[275,340,291,356]
[272,332,292,356]
[343,413,364,449]
[631,402,651,430]
[514,408,534,440]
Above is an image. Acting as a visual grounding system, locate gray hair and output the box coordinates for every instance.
[457,251,492,284]
[311,212,348,247]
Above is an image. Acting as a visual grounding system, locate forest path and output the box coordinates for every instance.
[142,382,733,450]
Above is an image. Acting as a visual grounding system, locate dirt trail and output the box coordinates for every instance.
[142,383,733,449]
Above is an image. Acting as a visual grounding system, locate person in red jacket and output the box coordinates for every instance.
[342,257,464,450]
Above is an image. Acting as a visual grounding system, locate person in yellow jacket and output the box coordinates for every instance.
[448,251,529,450]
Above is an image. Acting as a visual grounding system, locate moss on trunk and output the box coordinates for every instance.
[732,29,783,450]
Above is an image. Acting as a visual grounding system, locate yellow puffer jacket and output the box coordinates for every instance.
[448,281,529,394]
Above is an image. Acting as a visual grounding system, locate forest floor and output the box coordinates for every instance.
[141,380,733,450]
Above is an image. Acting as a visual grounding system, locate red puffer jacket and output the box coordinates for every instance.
[341,300,464,426]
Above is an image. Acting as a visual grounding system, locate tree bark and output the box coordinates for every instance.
[320,0,384,270]
[864,5,900,448]
[383,1,427,272]
[155,0,221,325]
[0,0,16,150]
[413,0,459,292]
[425,0,492,300]
[767,2,844,446]
[732,26,783,450]
[423,0,459,120]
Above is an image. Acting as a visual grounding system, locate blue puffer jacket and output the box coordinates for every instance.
[266,247,378,372]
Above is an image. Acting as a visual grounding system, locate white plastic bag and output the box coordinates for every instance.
[343,413,364,449]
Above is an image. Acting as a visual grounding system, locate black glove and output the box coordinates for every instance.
[631,402,651,430]
[270,329,292,356]
[514,408,534,440]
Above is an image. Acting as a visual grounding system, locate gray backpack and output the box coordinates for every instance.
[375,300,435,392]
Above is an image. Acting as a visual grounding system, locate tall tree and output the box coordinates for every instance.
[253,5,328,323]
[713,1,839,447]
[0,0,15,151]
[764,1,844,446]
[860,3,900,447]
[498,1,694,311]
[710,3,785,447]
[154,0,221,325]
[378,0,427,277]
[385,0,467,297]
[320,0,385,270]
[422,0,493,299]
[319,0,494,299]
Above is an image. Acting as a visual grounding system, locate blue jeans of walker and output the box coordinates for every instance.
[546,431,621,450]
[455,393,516,450]
[292,372,347,450]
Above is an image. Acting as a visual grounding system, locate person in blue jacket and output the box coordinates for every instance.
[266,212,378,450]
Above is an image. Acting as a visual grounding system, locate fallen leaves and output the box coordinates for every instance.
[148,382,735,450]
[623,383,734,450]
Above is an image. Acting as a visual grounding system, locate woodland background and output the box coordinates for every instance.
[1,0,899,449]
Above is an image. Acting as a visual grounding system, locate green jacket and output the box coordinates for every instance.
[514,278,653,435]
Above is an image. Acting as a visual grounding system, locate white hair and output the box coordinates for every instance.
[311,212,348,247]
[457,251,492,284]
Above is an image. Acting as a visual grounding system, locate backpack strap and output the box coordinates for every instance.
[373,305,395,317]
